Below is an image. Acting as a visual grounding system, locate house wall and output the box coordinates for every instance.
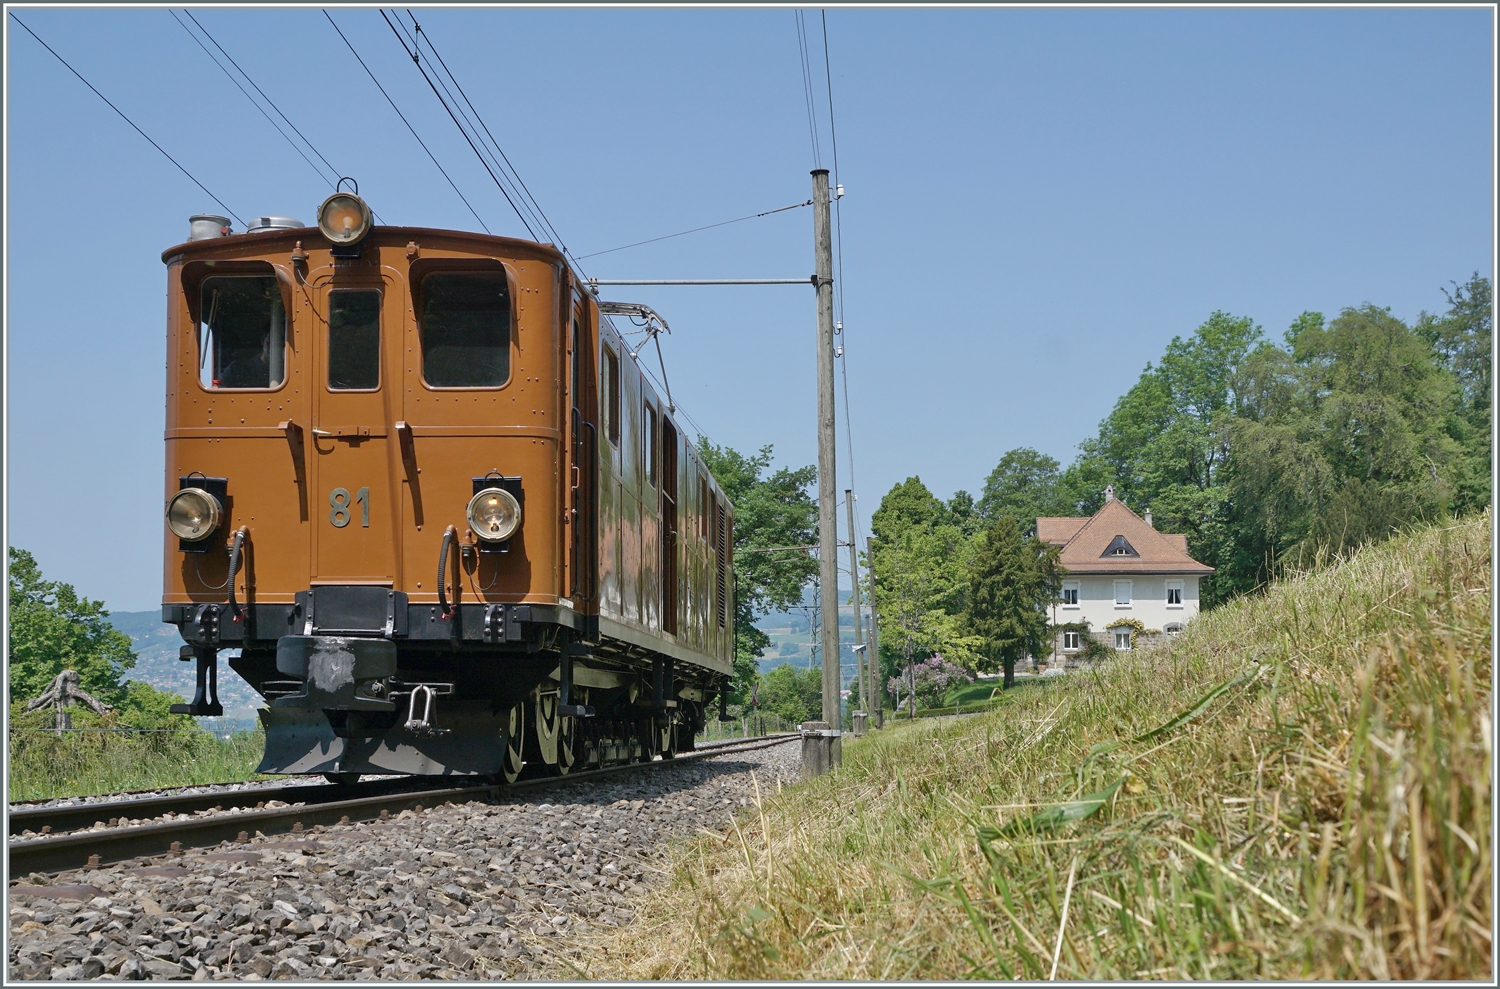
[1049,574,1200,663]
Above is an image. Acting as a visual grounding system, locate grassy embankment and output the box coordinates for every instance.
[7,723,268,801]
[588,512,1491,980]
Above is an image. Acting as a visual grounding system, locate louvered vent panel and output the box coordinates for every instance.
[715,501,728,629]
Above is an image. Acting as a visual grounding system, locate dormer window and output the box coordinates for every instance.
[1113,547,1130,556]
[1102,535,1138,558]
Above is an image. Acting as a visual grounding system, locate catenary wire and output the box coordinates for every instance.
[794,10,823,169]
[578,200,812,260]
[169,11,335,189]
[379,9,532,240]
[401,11,554,242]
[182,10,344,187]
[385,10,548,242]
[9,12,244,225]
[820,10,866,612]
[323,10,488,232]
[404,10,569,255]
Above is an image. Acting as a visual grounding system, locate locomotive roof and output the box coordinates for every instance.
[162,225,568,267]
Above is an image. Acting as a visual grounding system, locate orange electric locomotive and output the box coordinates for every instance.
[160,189,733,782]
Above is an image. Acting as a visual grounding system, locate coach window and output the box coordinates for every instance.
[419,272,510,387]
[643,403,657,488]
[200,275,285,389]
[328,291,381,390]
[602,345,621,445]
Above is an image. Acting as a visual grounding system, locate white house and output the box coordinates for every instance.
[1038,485,1213,666]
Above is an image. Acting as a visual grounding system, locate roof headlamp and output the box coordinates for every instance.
[317,191,372,246]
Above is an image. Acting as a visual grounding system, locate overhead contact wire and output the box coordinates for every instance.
[182,10,344,187]
[402,11,577,267]
[323,10,490,233]
[379,10,529,239]
[10,12,244,225]
[169,11,334,189]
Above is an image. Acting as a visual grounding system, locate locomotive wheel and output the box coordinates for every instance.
[658,715,678,760]
[500,702,524,784]
[323,772,360,786]
[535,691,560,766]
[552,688,583,776]
[637,716,659,762]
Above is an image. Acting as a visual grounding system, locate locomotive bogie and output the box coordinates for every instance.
[160,212,732,777]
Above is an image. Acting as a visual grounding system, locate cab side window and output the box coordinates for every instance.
[201,276,285,390]
[420,272,510,387]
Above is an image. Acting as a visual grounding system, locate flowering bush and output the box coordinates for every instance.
[887,654,974,709]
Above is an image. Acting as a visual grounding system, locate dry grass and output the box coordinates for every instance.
[579,512,1491,980]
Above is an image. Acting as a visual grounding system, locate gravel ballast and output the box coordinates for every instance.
[7,742,799,981]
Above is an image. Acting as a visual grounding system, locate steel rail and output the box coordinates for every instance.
[8,734,799,876]
[6,733,780,829]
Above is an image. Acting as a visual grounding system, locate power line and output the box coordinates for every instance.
[404,11,564,250]
[380,9,539,242]
[9,12,244,225]
[183,10,346,186]
[323,10,490,233]
[169,11,335,189]
[578,199,812,260]
[794,10,823,169]
[821,10,858,511]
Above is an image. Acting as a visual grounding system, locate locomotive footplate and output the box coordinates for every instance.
[163,599,587,648]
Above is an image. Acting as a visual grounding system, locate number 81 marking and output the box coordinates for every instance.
[329,487,370,528]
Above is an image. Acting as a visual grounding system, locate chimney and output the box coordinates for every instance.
[1144,508,1153,528]
[1104,484,1116,503]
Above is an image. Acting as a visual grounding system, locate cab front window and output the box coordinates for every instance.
[420,272,510,388]
[200,275,285,390]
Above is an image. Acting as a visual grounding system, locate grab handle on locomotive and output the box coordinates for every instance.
[437,525,459,619]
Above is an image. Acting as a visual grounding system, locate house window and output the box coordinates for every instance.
[1063,631,1080,651]
[1114,629,1132,650]
[1164,623,1183,637]
[1166,581,1183,607]
[1113,546,1130,556]
[1114,580,1132,607]
[1061,582,1079,607]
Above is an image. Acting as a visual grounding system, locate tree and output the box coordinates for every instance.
[8,547,190,729]
[1417,274,1492,515]
[964,516,1062,689]
[8,547,137,704]
[697,442,818,702]
[976,447,1064,532]
[867,476,985,713]
[1223,304,1466,572]
[757,663,821,725]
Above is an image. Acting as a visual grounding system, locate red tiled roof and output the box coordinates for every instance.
[1036,517,1087,545]
[1043,499,1213,575]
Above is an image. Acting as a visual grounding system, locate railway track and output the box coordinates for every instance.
[8,733,799,876]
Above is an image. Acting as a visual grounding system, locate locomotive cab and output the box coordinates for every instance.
[160,192,733,781]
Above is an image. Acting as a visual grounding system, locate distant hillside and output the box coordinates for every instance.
[105,611,263,719]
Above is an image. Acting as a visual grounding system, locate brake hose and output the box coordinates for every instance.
[227,527,250,622]
[438,525,458,619]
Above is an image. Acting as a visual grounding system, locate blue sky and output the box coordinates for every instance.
[5,5,1494,612]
